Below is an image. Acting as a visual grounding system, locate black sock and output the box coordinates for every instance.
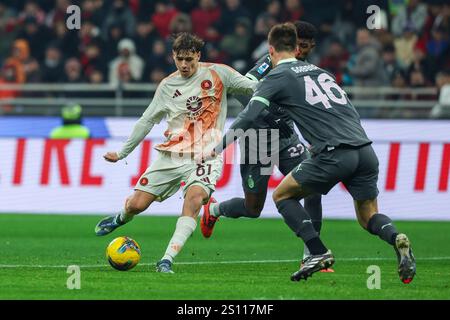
[275,198,328,255]
[305,237,328,255]
[219,198,256,218]
[304,194,322,233]
[367,213,398,245]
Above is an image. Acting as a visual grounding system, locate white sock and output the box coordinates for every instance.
[162,216,197,263]
[117,209,134,224]
[210,202,221,217]
[303,244,311,260]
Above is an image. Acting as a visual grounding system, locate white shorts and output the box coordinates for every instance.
[134,151,223,202]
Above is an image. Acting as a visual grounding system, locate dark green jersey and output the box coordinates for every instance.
[233,54,300,151]
[245,54,297,143]
[252,58,371,154]
[218,58,371,155]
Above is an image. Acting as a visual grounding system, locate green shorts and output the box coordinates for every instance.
[135,151,223,202]
[291,144,379,200]
[240,137,310,194]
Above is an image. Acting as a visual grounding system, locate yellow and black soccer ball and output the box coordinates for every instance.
[106,236,141,271]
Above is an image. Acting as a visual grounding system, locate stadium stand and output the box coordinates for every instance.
[0,0,448,118]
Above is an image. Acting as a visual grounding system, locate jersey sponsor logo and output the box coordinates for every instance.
[201,80,212,90]
[139,177,148,186]
[257,63,270,75]
[172,89,182,98]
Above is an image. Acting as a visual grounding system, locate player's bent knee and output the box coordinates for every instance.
[272,189,286,203]
[245,206,263,218]
[185,189,208,210]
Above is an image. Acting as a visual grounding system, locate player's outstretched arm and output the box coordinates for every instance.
[213,69,287,155]
[107,82,168,162]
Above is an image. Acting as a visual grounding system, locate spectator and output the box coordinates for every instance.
[191,0,221,42]
[45,0,71,29]
[431,3,449,35]
[117,62,134,83]
[392,0,428,37]
[108,38,144,85]
[80,41,107,79]
[18,0,46,26]
[426,25,449,59]
[144,39,172,77]
[52,20,79,59]
[347,29,388,87]
[319,39,349,85]
[169,13,192,35]
[218,0,251,35]
[254,0,281,39]
[148,67,167,84]
[407,44,435,84]
[151,1,178,39]
[102,0,136,40]
[204,43,228,64]
[172,0,197,14]
[16,15,50,61]
[252,0,281,60]
[394,25,418,69]
[88,68,105,84]
[0,2,17,62]
[62,57,85,83]
[50,103,91,139]
[382,44,403,84]
[4,39,40,83]
[430,70,450,118]
[281,0,303,22]
[408,69,428,87]
[220,18,252,71]
[134,20,158,61]
[103,23,125,63]
[41,45,64,83]
[392,69,408,90]
[0,64,20,113]
[78,19,102,56]
[81,0,106,27]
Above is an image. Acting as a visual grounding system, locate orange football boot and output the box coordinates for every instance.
[200,197,219,238]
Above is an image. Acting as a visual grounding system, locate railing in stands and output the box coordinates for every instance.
[0,83,439,117]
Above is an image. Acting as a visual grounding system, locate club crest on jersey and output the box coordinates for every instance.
[257,63,269,75]
[140,177,148,186]
[201,79,212,90]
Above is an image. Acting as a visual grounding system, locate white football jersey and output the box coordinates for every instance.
[142,63,257,154]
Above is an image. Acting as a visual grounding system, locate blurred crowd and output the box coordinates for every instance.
[0,0,449,117]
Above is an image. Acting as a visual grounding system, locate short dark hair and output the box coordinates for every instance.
[172,32,204,54]
[268,23,298,52]
[294,21,317,40]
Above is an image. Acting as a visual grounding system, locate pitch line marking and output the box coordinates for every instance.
[1,256,450,269]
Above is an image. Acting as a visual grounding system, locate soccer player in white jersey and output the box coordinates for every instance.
[94,33,257,273]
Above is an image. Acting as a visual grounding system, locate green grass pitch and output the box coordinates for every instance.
[0,214,449,300]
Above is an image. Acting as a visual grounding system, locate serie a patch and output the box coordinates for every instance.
[257,63,269,74]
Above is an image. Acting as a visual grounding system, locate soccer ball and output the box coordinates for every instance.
[106,236,141,271]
